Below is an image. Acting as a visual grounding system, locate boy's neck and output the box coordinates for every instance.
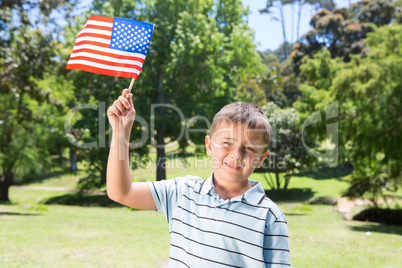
[212,174,252,200]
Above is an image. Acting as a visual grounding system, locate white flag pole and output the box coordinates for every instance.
[127,78,135,95]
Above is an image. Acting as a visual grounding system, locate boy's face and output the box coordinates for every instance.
[205,121,269,183]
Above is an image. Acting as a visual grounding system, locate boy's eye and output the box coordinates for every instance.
[245,147,256,152]
[224,142,232,146]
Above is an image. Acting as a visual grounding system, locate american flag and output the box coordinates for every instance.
[66,16,154,79]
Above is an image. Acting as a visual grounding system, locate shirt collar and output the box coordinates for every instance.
[199,171,266,205]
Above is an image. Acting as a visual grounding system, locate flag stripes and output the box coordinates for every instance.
[66,16,153,79]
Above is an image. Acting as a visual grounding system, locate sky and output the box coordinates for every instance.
[243,0,359,51]
[71,0,358,52]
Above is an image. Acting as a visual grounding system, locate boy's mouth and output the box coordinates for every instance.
[224,162,241,170]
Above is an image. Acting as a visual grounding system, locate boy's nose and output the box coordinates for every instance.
[232,148,245,160]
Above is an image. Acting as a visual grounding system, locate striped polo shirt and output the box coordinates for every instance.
[147,172,290,267]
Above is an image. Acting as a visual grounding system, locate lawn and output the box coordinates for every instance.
[1,156,401,267]
[0,205,170,267]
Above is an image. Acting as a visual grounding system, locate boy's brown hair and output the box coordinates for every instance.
[209,102,272,151]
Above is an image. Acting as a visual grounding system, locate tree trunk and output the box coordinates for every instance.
[156,129,166,181]
[291,4,294,45]
[70,147,77,171]
[275,172,281,190]
[279,4,289,59]
[296,1,303,41]
[155,68,166,181]
[0,174,12,202]
[100,165,107,186]
[284,174,290,190]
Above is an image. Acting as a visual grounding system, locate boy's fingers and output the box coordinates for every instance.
[114,100,125,115]
[128,94,134,110]
[109,106,121,117]
[118,95,131,110]
[122,88,129,97]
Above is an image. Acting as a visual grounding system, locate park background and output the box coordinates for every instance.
[0,0,401,267]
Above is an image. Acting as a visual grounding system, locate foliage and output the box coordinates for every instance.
[260,42,293,63]
[333,24,402,202]
[236,69,286,108]
[294,23,401,201]
[291,0,399,73]
[0,1,76,201]
[259,0,329,60]
[236,74,267,107]
[256,102,315,190]
[292,49,352,166]
[0,29,57,200]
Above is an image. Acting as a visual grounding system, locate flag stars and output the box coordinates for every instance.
[110,20,152,55]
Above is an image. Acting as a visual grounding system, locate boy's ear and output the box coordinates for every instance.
[205,135,213,156]
[256,150,269,168]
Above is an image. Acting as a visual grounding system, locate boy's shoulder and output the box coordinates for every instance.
[258,195,286,223]
[169,174,204,191]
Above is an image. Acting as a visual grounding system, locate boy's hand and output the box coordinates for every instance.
[107,89,136,134]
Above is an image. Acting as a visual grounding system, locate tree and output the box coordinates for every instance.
[0,1,75,201]
[236,74,267,107]
[256,102,315,190]
[291,0,399,73]
[333,24,402,202]
[293,23,401,201]
[259,0,327,59]
[260,0,293,59]
[65,0,265,185]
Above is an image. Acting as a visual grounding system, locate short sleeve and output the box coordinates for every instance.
[146,178,180,225]
[263,214,291,267]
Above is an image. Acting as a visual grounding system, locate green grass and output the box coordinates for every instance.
[9,188,70,205]
[1,202,401,267]
[282,204,402,267]
[25,170,84,189]
[2,155,401,267]
[0,205,170,267]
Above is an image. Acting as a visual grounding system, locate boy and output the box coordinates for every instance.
[107,89,290,267]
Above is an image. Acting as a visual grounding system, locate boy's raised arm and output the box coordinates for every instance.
[106,89,157,210]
